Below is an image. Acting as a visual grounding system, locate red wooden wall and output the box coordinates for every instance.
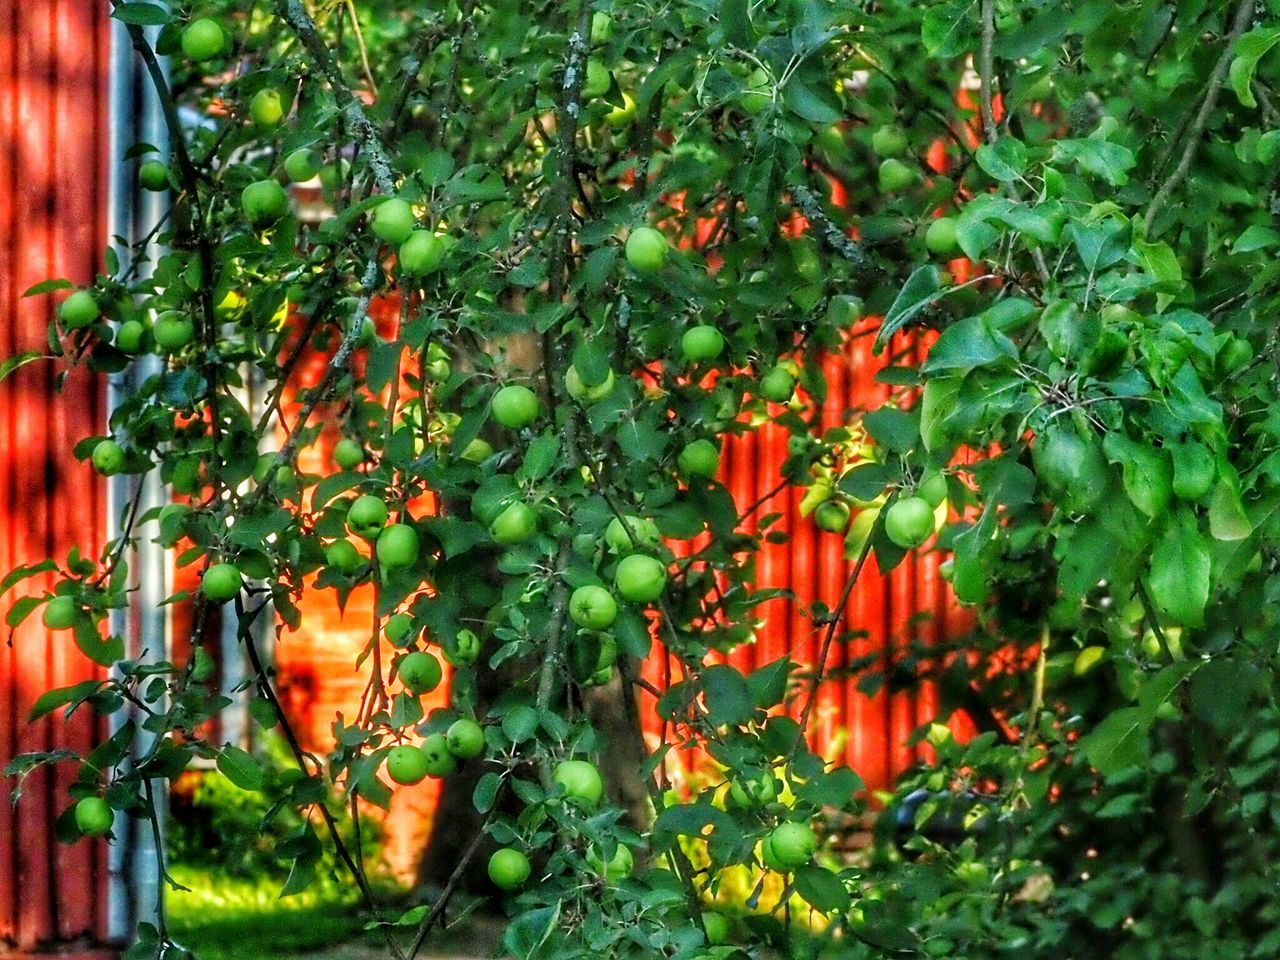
[0,0,114,956]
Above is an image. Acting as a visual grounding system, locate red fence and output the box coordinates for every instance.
[0,0,113,956]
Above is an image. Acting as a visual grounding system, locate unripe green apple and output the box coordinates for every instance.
[925,217,960,257]
[625,226,668,272]
[702,913,730,946]
[871,124,908,157]
[457,438,493,463]
[59,290,99,329]
[488,848,531,890]
[586,843,633,880]
[445,628,481,666]
[491,385,540,429]
[181,18,225,62]
[115,319,147,354]
[153,312,194,353]
[678,439,720,479]
[75,797,114,838]
[376,523,420,569]
[384,612,416,646]
[325,539,366,575]
[604,515,661,553]
[918,471,949,508]
[333,438,365,471]
[424,342,451,382]
[614,553,667,602]
[591,11,613,42]
[371,198,416,244]
[768,821,818,868]
[446,718,485,759]
[386,744,429,785]
[347,495,389,539]
[202,562,242,603]
[138,160,169,192]
[398,651,443,695]
[604,91,636,125]
[569,584,618,630]
[565,365,615,403]
[728,773,778,808]
[681,326,725,363]
[552,758,604,809]
[283,148,321,183]
[91,439,126,476]
[814,500,850,533]
[249,89,285,129]
[490,502,537,545]
[420,733,457,777]
[242,179,289,225]
[884,496,934,549]
[398,230,445,277]
[759,366,796,403]
[43,595,77,631]
[878,158,915,192]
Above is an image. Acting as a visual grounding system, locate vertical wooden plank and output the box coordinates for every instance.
[812,347,846,760]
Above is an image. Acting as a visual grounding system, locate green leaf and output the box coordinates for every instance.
[922,316,1016,374]
[702,664,756,726]
[793,864,851,912]
[1039,300,1099,361]
[745,657,793,710]
[1207,480,1251,541]
[794,765,862,809]
[922,0,976,57]
[217,745,266,792]
[111,2,171,25]
[862,407,918,454]
[1068,219,1128,272]
[1189,660,1257,732]
[0,351,50,386]
[874,265,940,352]
[503,905,560,960]
[1148,508,1210,627]
[28,680,103,722]
[6,595,42,629]
[473,772,501,813]
[1080,706,1148,777]
[517,434,560,482]
[781,79,842,123]
[1229,28,1280,108]
[1233,224,1280,253]
[975,138,1027,182]
[720,0,751,47]
[21,278,73,297]
[1051,139,1136,186]
[501,705,539,743]
[1,560,57,597]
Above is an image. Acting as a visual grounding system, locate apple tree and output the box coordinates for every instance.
[6,0,1280,958]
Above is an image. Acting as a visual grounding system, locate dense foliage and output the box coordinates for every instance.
[5,0,1280,958]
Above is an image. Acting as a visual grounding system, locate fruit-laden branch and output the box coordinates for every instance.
[1144,0,1255,233]
[275,0,398,195]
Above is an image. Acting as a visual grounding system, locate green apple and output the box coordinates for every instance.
[242,179,289,225]
[871,124,908,157]
[884,496,934,549]
[445,628,481,666]
[386,744,429,785]
[59,290,99,329]
[759,366,796,403]
[586,843,633,880]
[604,91,636,125]
[249,89,285,129]
[91,439,126,476]
[565,365,615,403]
[768,821,818,868]
[814,500,850,533]
[728,773,778,808]
[202,562,242,603]
[918,471,949,508]
[398,651,443,695]
[681,326,725,363]
[325,539,366,575]
[605,515,661,553]
[283,148,321,183]
[420,733,458,777]
[333,438,365,470]
[376,523,419,569]
[398,230,445,276]
[488,848,531,890]
[553,758,604,809]
[925,217,959,257]
[74,797,114,838]
[424,342,451,382]
[591,11,613,41]
[625,226,668,272]
[878,158,915,192]
[458,437,493,463]
[384,612,416,646]
[115,319,147,354]
[43,595,77,631]
[569,585,618,630]
[181,18,224,62]
[615,554,667,602]
[491,385,540,429]
[371,198,416,244]
[678,439,720,479]
[138,160,169,192]
[153,312,194,352]
[490,502,536,545]
[347,495,389,539]
[702,913,730,946]
[446,718,485,759]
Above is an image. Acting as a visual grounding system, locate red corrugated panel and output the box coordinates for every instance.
[0,0,111,953]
